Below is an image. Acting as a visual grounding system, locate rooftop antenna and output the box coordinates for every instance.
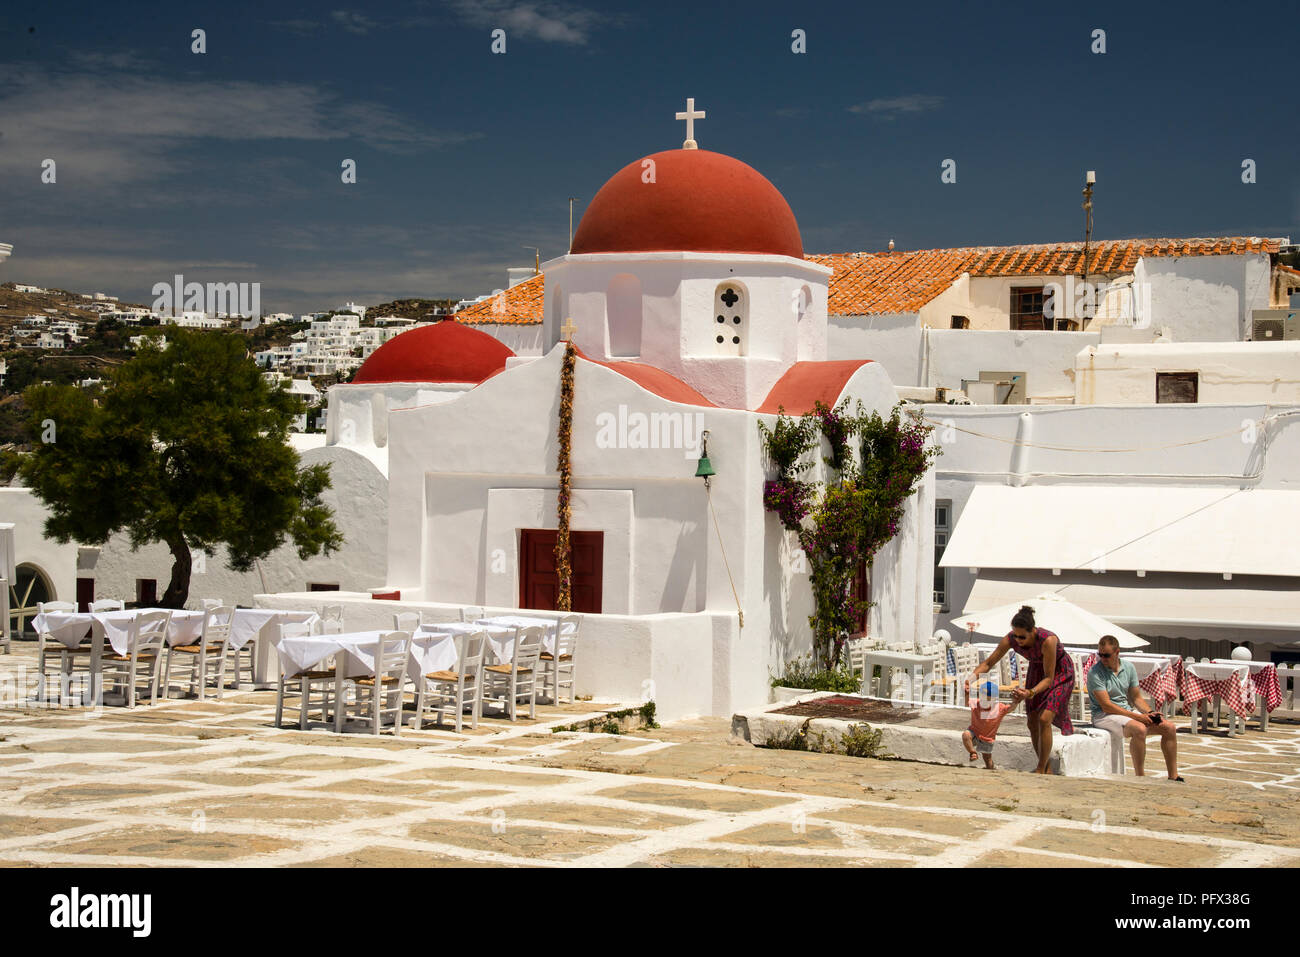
[1081,170,1096,326]
[523,246,540,274]
[568,197,580,253]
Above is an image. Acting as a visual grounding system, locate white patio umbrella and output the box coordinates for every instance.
[950,592,1149,649]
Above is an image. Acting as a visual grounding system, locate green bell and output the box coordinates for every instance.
[694,455,715,480]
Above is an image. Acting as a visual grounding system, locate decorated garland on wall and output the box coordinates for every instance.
[554,339,576,611]
[759,399,940,668]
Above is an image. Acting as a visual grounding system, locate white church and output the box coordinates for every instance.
[6,106,933,720]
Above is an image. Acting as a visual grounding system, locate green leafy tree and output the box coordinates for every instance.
[5,329,343,607]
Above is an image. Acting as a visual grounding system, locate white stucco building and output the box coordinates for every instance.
[931,402,1300,662]
[266,143,933,719]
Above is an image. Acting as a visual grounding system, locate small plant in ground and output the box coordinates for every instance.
[762,720,886,760]
[837,723,885,758]
[762,719,813,751]
[638,700,659,729]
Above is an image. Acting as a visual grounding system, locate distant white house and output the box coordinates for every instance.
[12,283,45,294]
[162,312,226,329]
[1074,341,1300,404]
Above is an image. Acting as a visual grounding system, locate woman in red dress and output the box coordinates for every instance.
[969,605,1074,774]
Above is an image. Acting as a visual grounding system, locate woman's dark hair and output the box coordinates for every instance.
[1010,605,1036,631]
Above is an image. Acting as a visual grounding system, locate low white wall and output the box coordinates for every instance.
[1074,342,1300,404]
[253,592,734,721]
[829,318,1097,400]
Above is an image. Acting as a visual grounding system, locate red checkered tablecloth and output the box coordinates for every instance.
[1080,654,1179,708]
[1180,666,1256,719]
[1250,666,1283,712]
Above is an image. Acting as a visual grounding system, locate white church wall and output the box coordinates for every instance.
[385,348,727,616]
[379,344,925,717]
[1074,342,1300,405]
[542,251,831,410]
[0,488,77,607]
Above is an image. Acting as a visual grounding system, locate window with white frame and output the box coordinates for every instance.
[934,501,951,610]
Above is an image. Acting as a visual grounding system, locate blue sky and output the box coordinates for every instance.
[1,0,1296,313]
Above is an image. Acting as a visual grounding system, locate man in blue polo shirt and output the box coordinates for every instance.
[1087,635,1182,780]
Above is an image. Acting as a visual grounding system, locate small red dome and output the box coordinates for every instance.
[571,149,804,259]
[352,319,515,384]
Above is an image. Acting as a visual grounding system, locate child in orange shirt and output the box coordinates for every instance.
[962,684,1015,769]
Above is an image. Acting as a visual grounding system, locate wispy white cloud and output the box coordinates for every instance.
[270,18,324,36]
[848,94,944,118]
[0,64,481,196]
[443,0,610,44]
[330,10,378,35]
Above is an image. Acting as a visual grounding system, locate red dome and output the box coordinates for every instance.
[570,149,804,259]
[352,319,515,384]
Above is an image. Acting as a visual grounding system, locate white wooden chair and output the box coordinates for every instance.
[414,631,486,732]
[1278,665,1300,711]
[460,605,485,623]
[320,619,344,636]
[0,583,9,655]
[393,612,421,633]
[337,631,410,735]
[89,599,125,612]
[1098,722,1127,775]
[321,604,344,629]
[845,639,868,677]
[482,626,544,721]
[201,598,223,611]
[1067,651,1091,723]
[539,614,580,704]
[222,623,257,692]
[34,600,79,701]
[162,605,234,700]
[101,610,171,708]
[274,621,336,730]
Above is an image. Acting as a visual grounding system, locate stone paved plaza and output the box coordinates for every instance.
[1,646,1298,868]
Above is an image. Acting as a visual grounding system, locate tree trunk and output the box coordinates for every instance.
[161,538,191,609]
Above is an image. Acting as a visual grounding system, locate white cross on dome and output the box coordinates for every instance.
[675,97,705,150]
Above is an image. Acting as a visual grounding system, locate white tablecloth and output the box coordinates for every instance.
[1185,662,1251,682]
[474,615,559,660]
[277,630,454,680]
[229,609,320,650]
[32,609,206,656]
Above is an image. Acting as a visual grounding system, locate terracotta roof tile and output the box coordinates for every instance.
[817,236,1283,316]
[453,237,1284,323]
[453,273,544,325]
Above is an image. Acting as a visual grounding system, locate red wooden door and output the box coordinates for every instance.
[519,529,603,614]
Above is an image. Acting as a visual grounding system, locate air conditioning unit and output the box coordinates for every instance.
[1251,309,1299,341]
[1254,319,1285,340]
